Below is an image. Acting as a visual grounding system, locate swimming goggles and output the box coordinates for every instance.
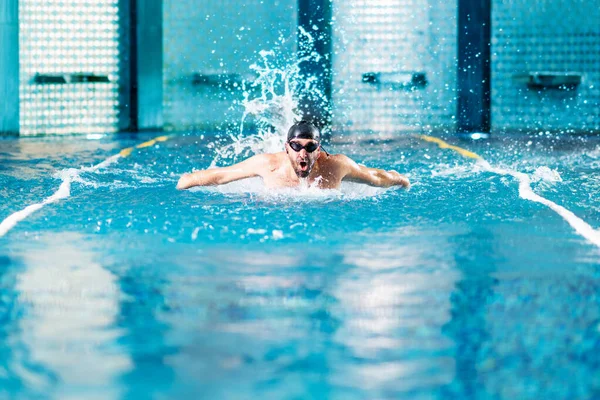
[288,140,320,153]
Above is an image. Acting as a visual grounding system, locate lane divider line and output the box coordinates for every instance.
[0,134,171,238]
[416,134,600,249]
[119,147,134,157]
[418,134,481,159]
[134,135,169,150]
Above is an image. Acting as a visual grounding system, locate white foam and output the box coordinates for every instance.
[83,154,120,172]
[531,166,562,184]
[0,154,122,238]
[191,177,387,201]
[430,164,473,178]
[247,228,267,235]
[479,159,600,248]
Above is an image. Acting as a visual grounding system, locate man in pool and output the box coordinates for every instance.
[176,121,410,190]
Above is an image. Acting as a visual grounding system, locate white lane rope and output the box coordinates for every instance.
[0,135,170,238]
[480,160,600,248]
[419,135,600,249]
[0,155,121,237]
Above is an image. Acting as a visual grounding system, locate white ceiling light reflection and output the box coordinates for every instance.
[16,233,130,398]
[331,231,461,392]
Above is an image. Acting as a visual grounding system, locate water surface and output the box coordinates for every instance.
[1,132,599,399]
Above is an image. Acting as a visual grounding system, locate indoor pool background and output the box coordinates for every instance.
[1,131,600,399]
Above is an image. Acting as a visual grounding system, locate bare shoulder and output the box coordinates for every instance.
[321,153,357,170]
[259,152,286,172]
[239,152,289,176]
[331,153,353,164]
[243,152,276,167]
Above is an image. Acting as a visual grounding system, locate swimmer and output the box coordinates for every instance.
[177,121,410,190]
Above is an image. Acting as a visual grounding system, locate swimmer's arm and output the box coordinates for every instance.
[340,155,410,188]
[176,155,267,189]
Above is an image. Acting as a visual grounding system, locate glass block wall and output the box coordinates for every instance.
[19,0,122,136]
[492,0,600,132]
[163,0,297,131]
[331,0,458,135]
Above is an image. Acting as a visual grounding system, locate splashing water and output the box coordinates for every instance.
[210,27,327,167]
[531,166,563,187]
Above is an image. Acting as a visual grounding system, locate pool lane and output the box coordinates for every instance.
[1,132,600,399]
[0,134,172,238]
[416,134,600,249]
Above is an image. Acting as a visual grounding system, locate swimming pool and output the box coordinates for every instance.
[1,131,600,399]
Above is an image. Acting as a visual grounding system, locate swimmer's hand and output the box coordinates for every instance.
[388,170,411,188]
[176,172,203,190]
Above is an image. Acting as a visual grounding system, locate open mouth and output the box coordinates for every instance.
[299,161,308,171]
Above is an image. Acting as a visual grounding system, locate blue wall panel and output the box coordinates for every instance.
[331,0,458,136]
[163,0,297,131]
[19,0,123,136]
[0,0,19,135]
[491,0,600,133]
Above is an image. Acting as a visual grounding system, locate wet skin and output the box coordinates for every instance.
[177,139,410,190]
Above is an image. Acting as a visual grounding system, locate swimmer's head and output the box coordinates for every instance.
[286,120,321,143]
[285,121,321,178]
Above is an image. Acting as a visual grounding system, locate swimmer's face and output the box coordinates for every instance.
[286,139,320,178]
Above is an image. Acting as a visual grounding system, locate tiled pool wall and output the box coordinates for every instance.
[18,0,122,136]
[8,0,600,136]
[491,0,600,133]
[331,0,458,134]
[163,0,298,131]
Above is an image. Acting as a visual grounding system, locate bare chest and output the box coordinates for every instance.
[262,168,342,189]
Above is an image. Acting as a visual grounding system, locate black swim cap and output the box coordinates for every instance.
[287,121,320,142]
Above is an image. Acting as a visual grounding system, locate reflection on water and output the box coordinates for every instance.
[1,132,600,398]
[441,228,499,398]
[0,254,38,398]
[15,233,130,399]
[117,263,177,399]
[332,228,460,395]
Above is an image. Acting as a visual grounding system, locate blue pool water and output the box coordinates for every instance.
[1,131,600,399]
